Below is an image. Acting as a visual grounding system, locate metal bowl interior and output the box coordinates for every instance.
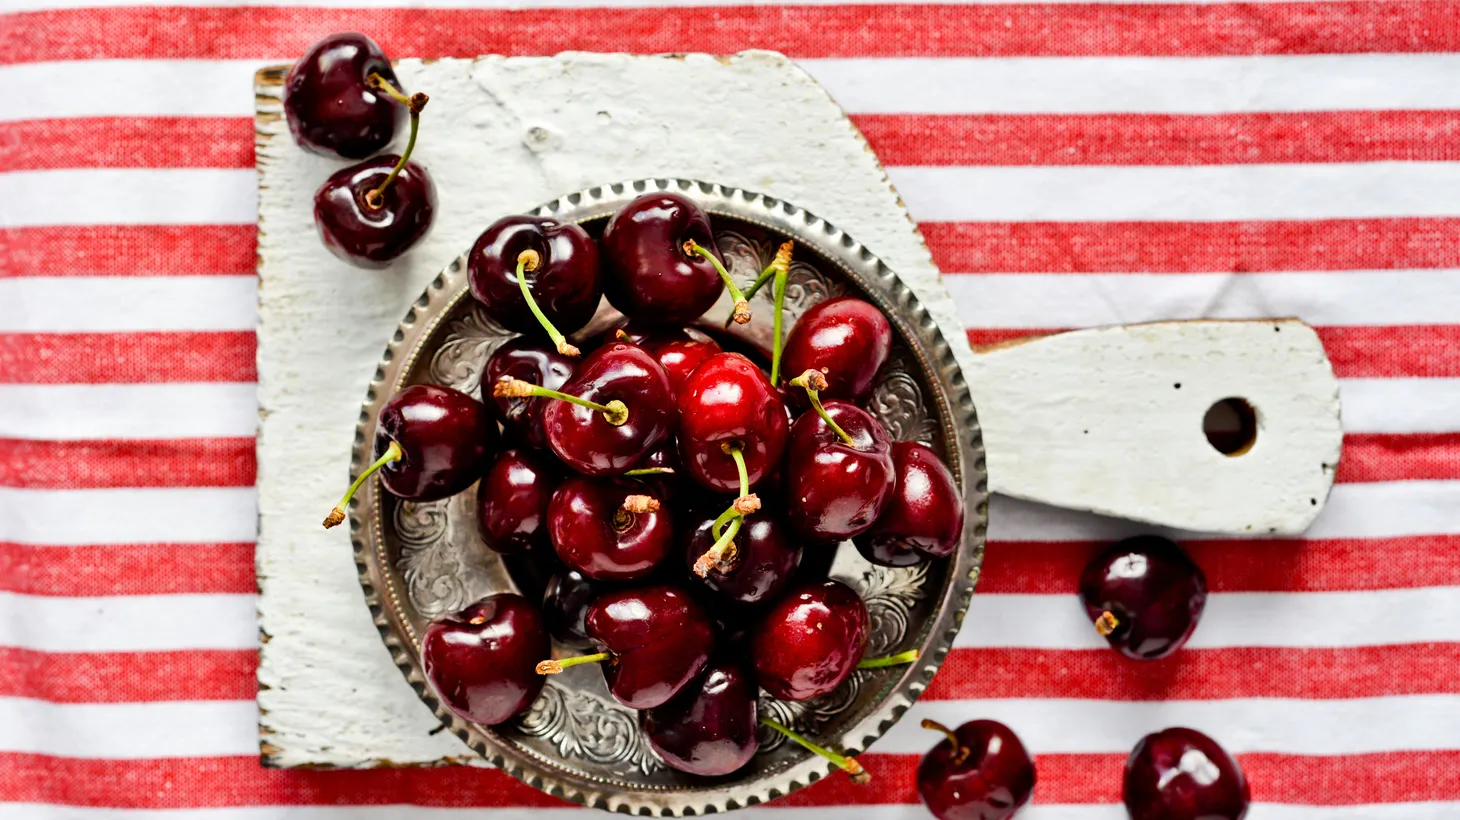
[349,178,988,814]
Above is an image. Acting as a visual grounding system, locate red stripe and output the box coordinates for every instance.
[856,111,1460,166]
[0,332,258,384]
[0,438,255,489]
[930,644,1460,701]
[981,534,1460,594]
[0,648,256,703]
[0,225,256,278]
[1339,433,1460,483]
[0,118,253,172]
[0,542,254,596]
[6,3,1459,63]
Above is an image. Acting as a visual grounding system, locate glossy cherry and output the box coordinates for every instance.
[541,585,714,709]
[1124,727,1250,820]
[284,32,402,159]
[682,506,801,606]
[476,448,559,555]
[548,476,672,581]
[467,216,602,355]
[1079,535,1208,661]
[421,593,549,726]
[781,297,893,405]
[482,338,577,449]
[314,153,436,268]
[640,657,759,777]
[751,580,869,701]
[855,441,964,567]
[542,569,601,649]
[916,719,1036,820]
[600,192,737,324]
[677,353,789,494]
[643,329,724,394]
[783,372,894,541]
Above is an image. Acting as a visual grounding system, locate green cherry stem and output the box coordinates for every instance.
[623,466,674,477]
[685,239,751,324]
[363,85,428,209]
[535,652,611,675]
[514,249,580,357]
[492,378,628,426]
[856,649,921,669]
[761,718,870,784]
[741,262,778,303]
[366,72,412,107]
[697,444,760,577]
[790,370,854,445]
[769,256,789,385]
[323,440,402,528]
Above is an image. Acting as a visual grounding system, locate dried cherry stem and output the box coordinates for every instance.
[769,243,791,385]
[493,378,628,426]
[790,370,853,445]
[761,718,869,784]
[921,719,971,766]
[624,466,673,476]
[621,495,660,514]
[856,649,920,669]
[1094,610,1120,636]
[536,652,611,675]
[323,440,402,528]
[513,249,579,356]
[684,239,750,324]
[363,85,428,209]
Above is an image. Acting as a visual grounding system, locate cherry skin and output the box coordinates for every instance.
[1125,727,1250,820]
[582,585,715,709]
[375,383,497,502]
[548,476,672,581]
[1079,535,1208,661]
[422,593,548,726]
[640,657,759,777]
[482,338,577,449]
[916,719,1036,820]
[751,580,869,701]
[854,441,964,567]
[643,330,724,395]
[284,32,401,159]
[467,215,603,350]
[785,399,894,542]
[540,342,676,476]
[677,353,789,493]
[542,569,601,649]
[314,155,436,268]
[781,297,893,405]
[600,192,726,324]
[476,448,559,555]
[682,507,802,607]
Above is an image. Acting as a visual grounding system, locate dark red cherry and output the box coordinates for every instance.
[313,154,436,268]
[640,657,759,777]
[1079,535,1208,661]
[548,476,672,581]
[600,192,726,324]
[284,32,401,159]
[677,353,789,494]
[916,719,1036,820]
[781,297,893,404]
[476,448,559,555]
[682,507,801,607]
[537,342,676,476]
[854,442,964,567]
[644,331,723,394]
[482,338,576,449]
[467,216,602,354]
[784,385,894,541]
[542,569,601,649]
[1125,727,1250,820]
[751,580,869,701]
[421,593,548,726]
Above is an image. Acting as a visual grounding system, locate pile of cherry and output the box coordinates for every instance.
[291,31,1249,820]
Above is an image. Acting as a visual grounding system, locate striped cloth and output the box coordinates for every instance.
[3,2,1459,818]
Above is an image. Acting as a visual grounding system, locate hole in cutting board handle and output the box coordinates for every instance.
[1204,397,1258,456]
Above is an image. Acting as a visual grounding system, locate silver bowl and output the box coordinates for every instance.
[349,178,988,814]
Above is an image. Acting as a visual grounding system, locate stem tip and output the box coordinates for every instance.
[492,377,537,399]
[732,494,761,515]
[536,660,563,675]
[557,340,581,357]
[1095,611,1120,636]
[622,495,660,514]
[732,300,751,324]
[322,507,345,529]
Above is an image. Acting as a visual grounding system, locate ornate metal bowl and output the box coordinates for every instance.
[350,179,988,814]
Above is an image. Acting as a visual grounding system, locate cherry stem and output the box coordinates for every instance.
[513,250,579,356]
[366,72,413,107]
[761,718,869,784]
[493,379,628,426]
[364,87,428,209]
[694,514,742,578]
[323,440,402,528]
[742,262,778,302]
[685,240,750,324]
[536,651,611,675]
[790,370,854,446]
[920,719,971,766]
[624,467,673,476]
[1095,610,1120,636]
[769,251,790,385]
[857,649,920,669]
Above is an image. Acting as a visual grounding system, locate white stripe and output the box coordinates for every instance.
[0,593,257,651]
[0,277,257,332]
[0,698,258,758]
[0,487,257,545]
[0,384,258,440]
[956,587,1460,650]
[3,60,267,121]
[1341,379,1460,435]
[0,170,258,227]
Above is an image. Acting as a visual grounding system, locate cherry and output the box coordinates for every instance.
[476,448,559,555]
[542,569,601,649]
[781,297,893,405]
[421,593,548,726]
[677,353,789,494]
[783,371,894,541]
[854,441,964,567]
[600,192,744,325]
[539,584,714,709]
[1079,535,1208,661]
[916,719,1036,820]
[548,476,672,581]
[643,330,724,395]
[323,383,496,526]
[640,657,759,777]
[482,338,577,449]
[622,440,683,504]
[682,506,801,607]
[750,580,869,701]
[284,32,402,159]
[1125,727,1250,820]
[467,216,602,356]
